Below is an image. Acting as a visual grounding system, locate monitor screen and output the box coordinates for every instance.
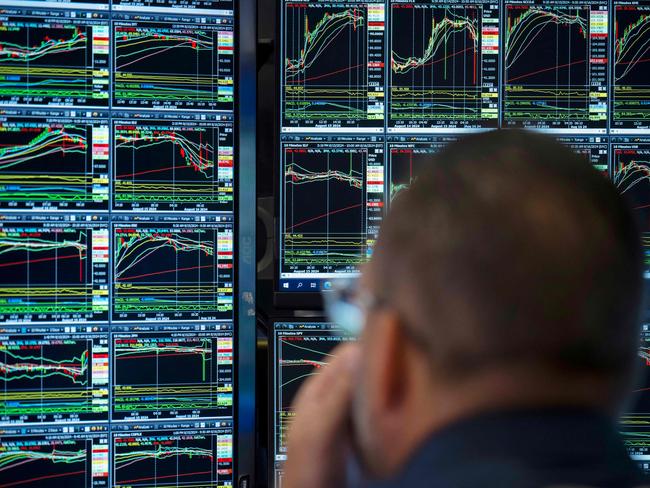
[0,0,247,485]
[276,0,647,295]
[271,321,355,486]
[276,0,650,474]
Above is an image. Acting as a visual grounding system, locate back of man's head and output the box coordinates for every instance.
[373,129,644,409]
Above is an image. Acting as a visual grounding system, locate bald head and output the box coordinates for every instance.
[372,130,644,407]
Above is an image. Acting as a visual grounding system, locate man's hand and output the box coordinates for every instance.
[284,343,361,488]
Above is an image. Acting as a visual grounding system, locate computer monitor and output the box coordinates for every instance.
[0,0,257,485]
[274,0,643,308]
[270,320,356,486]
[274,0,649,474]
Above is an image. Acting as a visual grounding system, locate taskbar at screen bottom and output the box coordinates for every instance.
[278,277,357,292]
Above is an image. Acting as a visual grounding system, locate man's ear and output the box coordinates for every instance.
[370,309,410,416]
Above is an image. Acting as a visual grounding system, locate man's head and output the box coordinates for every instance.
[352,129,644,476]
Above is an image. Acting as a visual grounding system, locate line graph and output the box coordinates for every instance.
[113,18,234,110]
[0,115,109,211]
[628,330,650,415]
[503,2,608,130]
[0,432,109,488]
[274,325,354,455]
[388,1,499,130]
[0,13,109,107]
[113,119,234,212]
[613,3,650,130]
[621,426,650,473]
[112,331,233,420]
[113,426,233,488]
[0,221,109,323]
[612,140,650,230]
[282,1,385,130]
[281,139,384,278]
[0,332,109,424]
[112,223,233,322]
[388,138,454,200]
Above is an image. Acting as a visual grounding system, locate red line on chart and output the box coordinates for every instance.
[507,59,586,83]
[406,47,476,70]
[118,263,214,281]
[0,470,86,488]
[288,203,363,230]
[286,63,365,83]
[0,253,82,269]
[116,470,213,485]
[117,164,192,179]
[617,57,650,66]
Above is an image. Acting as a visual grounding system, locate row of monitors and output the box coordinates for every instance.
[270,321,650,486]
[0,7,234,111]
[278,134,650,290]
[0,0,234,12]
[0,214,234,324]
[279,0,649,133]
[0,110,234,213]
[0,420,234,487]
[0,323,233,425]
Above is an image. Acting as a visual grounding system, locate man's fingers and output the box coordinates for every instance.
[292,342,361,413]
[284,343,362,488]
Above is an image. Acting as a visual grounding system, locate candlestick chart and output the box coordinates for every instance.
[113,120,233,212]
[112,332,233,420]
[282,2,384,130]
[0,333,108,424]
[0,118,108,210]
[613,4,650,129]
[389,4,494,129]
[113,428,233,488]
[112,224,233,322]
[503,5,596,128]
[113,21,233,110]
[282,144,369,275]
[0,16,109,107]
[0,222,108,323]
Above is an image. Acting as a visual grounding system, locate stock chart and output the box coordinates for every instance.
[272,323,354,484]
[112,218,233,321]
[0,111,109,211]
[281,0,385,131]
[503,0,608,131]
[113,14,234,111]
[612,137,650,229]
[112,114,234,212]
[389,0,499,131]
[111,325,233,420]
[0,326,109,425]
[0,425,109,487]
[0,0,239,484]
[387,135,457,198]
[385,135,607,200]
[0,9,110,108]
[112,421,233,488]
[0,217,109,323]
[613,1,650,131]
[280,136,384,282]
